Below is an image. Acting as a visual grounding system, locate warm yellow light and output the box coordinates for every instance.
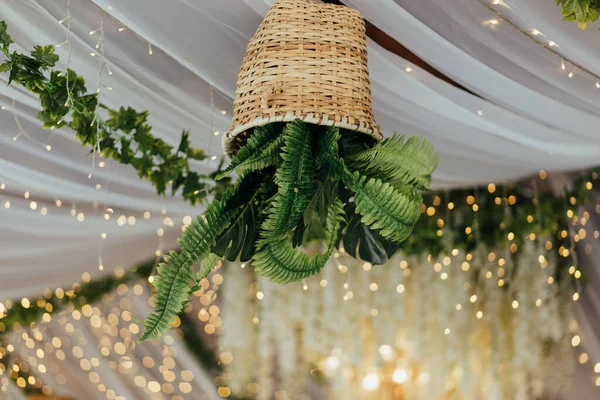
[378,345,394,360]
[392,368,409,384]
[362,372,380,391]
[326,356,340,370]
[417,371,431,385]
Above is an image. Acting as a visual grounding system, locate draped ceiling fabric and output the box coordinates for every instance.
[7,281,220,400]
[1,0,600,397]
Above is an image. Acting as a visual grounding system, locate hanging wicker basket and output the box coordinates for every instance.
[223,0,382,156]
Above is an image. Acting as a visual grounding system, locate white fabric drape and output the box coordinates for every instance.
[1,0,600,397]
[6,280,219,400]
[2,0,600,299]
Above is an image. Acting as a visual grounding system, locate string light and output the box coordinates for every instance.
[378,344,394,360]
[480,0,600,85]
[392,368,409,384]
[362,372,380,391]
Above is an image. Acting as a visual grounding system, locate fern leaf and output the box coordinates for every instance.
[315,125,341,168]
[336,160,422,244]
[197,253,222,281]
[253,199,345,283]
[347,134,438,190]
[260,120,316,236]
[216,124,282,180]
[232,135,285,177]
[139,190,235,341]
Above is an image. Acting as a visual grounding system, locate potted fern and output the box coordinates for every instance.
[140,0,437,341]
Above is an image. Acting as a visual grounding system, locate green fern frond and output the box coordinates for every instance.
[140,252,195,342]
[347,134,438,190]
[260,120,316,236]
[190,253,223,292]
[232,135,285,177]
[315,125,341,168]
[253,199,344,283]
[139,190,235,341]
[337,161,422,244]
[216,124,282,180]
[197,253,222,281]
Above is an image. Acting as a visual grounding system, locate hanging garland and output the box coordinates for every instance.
[0,20,597,341]
[556,0,600,29]
[220,248,573,400]
[0,21,230,205]
[0,257,231,398]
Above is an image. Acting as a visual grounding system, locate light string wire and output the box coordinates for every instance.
[60,0,74,109]
[479,0,600,85]
[8,100,53,150]
[89,12,107,178]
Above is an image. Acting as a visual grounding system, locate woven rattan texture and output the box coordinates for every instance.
[224,0,382,155]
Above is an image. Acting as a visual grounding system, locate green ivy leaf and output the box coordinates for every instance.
[177,130,191,154]
[31,45,59,69]
[556,0,600,29]
[0,61,11,73]
[0,21,13,52]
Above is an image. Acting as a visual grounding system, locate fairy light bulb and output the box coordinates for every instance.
[417,371,431,385]
[392,368,409,384]
[531,29,540,36]
[362,372,380,391]
[378,345,394,360]
[326,356,340,371]
[561,58,566,70]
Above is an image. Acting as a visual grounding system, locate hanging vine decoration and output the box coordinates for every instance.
[0,21,598,342]
[555,0,600,29]
[0,21,229,205]
[0,21,439,340]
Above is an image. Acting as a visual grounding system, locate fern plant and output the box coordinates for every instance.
[0,19,437,341]
[140,119,437,340]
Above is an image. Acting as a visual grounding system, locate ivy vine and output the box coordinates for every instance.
[0,21,230,205]
[1,20,598,344]
[556,0,600,29]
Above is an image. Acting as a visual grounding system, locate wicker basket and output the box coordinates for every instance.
[223,0,382,156]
